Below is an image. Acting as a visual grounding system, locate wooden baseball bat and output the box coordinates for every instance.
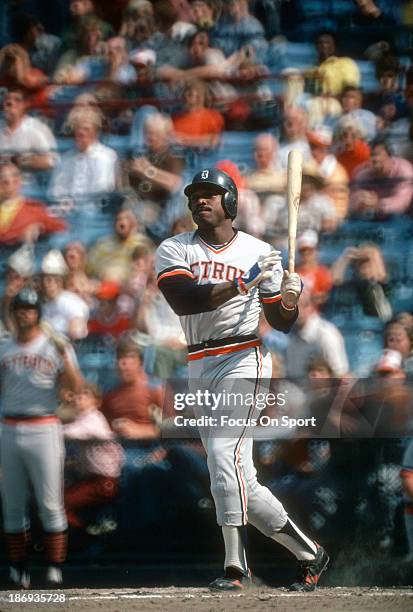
[287,149,303,274]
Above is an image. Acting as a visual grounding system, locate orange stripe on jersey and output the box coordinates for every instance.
[3,415,58,425]
[261,294,282,304]
[187,339,261,361]
[157,269,194,283]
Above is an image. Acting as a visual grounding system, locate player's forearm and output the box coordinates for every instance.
[159,278,238,315]
[263,301,298,332]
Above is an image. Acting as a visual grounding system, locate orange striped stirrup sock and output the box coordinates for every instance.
[5,531,31,565]
[43,530,68,565]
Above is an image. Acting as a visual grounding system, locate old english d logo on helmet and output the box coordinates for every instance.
[184,168,238,219]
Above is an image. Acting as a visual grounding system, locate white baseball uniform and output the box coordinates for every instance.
[156,230,289,533]
[0,332,77,534]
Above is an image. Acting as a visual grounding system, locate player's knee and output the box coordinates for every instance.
[210,470,242,499]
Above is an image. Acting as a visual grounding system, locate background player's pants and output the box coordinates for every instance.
[189,345,288,536]
[0,420,67,533]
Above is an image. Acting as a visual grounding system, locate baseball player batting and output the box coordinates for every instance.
[156,168,329,591]
[0,288,83,589]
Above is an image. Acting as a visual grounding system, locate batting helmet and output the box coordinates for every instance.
[11,288,42,316]
[184,168,238,219]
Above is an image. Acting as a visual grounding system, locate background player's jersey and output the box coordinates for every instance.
[0,332,76,416]
[155,230,282,345]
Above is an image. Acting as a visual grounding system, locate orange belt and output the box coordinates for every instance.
[3,415,59,425]
[187,334,261,362]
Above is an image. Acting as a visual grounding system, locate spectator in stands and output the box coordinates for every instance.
[226,50,274,130]
[172,79,224,148]
[285,289,349,379]
[41,249,89,340]
[190,0,220,32]
[296,230,333,310]
[12,13,62,77]
[63,382,124,530]
[157,29,237,102]
[351,140,413,216]
[313,30,360,96]
[61,35,137,88]
[0,245,34,334]
[88,280,133,339]
[61,0,113,53]
[129,112,184,228]
[307,126,349,221]
[339,86,377,143]
[331,243,393,322]
[335,116,371,178]
[54,16,107,81]
[246,133,285,200]
[47,109,121,201]
[368,349,413,436]
[384,320,413,375]
[101,339,162,438]
[279,106,312,170]
[0,88,57,178]
[134,273,186,379]
[123,242,155,302]
[213,0,268,63]
[120,1,156,50]
[87,208,151,283]
[368,55,408,121]
[64,241,98,306]
[277,164,338,236]
[216,159,265,237]
[0,44,48,107]
[0,162,66,245]
[150,0,188,69]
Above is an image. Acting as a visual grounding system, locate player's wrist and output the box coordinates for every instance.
[280,299,297,312]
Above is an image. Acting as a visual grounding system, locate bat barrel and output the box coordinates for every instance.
[287,149,303,276]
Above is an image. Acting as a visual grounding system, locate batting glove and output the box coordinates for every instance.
[280,271,303,308]
[234,252,282,295]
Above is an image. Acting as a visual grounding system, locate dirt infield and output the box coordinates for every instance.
[1,587,413,611]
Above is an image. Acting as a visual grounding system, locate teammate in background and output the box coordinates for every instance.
[0,288,83,589]
[156,168,329,591]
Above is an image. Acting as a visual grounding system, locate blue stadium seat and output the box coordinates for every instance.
[344,328,383,376]
[356,60,377,93]
[218,131,259,172]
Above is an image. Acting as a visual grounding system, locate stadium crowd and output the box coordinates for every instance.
[1,0,413,571]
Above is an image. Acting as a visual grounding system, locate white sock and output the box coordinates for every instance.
[272,517,317,561]
[222,525,248,574]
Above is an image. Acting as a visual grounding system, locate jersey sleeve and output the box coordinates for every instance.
[155,237,195,284]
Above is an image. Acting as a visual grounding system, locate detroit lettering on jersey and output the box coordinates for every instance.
[156,230,282,345]
[1,353,55,375]
[190,260,245,282]
[0,332,77,417]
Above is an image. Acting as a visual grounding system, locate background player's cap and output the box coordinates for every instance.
[41,249,69,276]
[12,288,41,312]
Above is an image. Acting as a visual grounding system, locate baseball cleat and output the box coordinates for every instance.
[289,544,329,591]
[8,565,31,590]
[45,565,63,585]
[209,568,252,591]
